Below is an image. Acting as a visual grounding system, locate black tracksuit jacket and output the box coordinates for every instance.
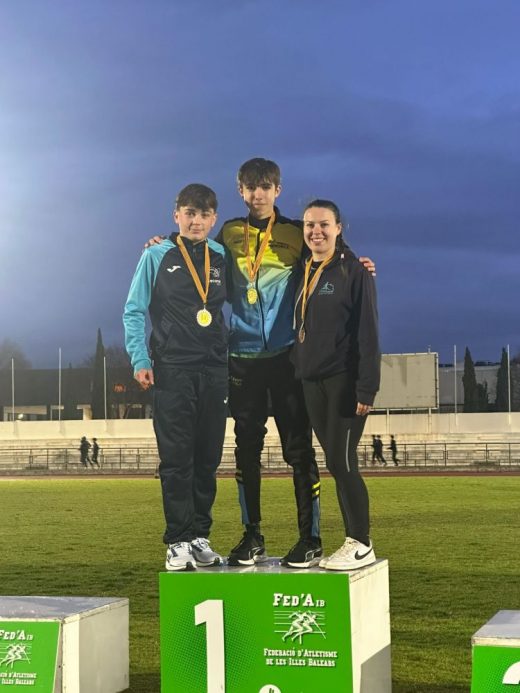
[291,247,380,406]
[124,233,228,371]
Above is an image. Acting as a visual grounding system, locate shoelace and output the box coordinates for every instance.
[335,537,359,558]
[170,541,192,553]
[192,538,209,551]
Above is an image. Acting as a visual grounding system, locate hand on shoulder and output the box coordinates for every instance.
[144,235,167,249]
[359,256,376,276]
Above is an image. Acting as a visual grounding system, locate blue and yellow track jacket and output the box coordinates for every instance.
[216,207,304,355]
[123,234,228,372]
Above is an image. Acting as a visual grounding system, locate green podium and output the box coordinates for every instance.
[160,558,390,693]
[472,611,520,692]
[0,596,129,692]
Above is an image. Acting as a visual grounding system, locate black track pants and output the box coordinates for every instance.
[229,351,321,538]
[153,365,228,544]
[302,371,370,544]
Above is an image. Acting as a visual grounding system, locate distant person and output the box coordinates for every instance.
[388,435,399,466]
[92,438,100,468]
[291,199,380,571]
[124,183,228,572]
[79,436,91,468]
[374,435,386,466]
[371,435,377,465]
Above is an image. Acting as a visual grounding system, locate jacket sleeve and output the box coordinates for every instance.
[215,226,234,303]
[123,250,157,373]
[352,267,381,406]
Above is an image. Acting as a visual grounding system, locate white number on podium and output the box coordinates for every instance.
[195,599,226,692]
[503,661,520,684]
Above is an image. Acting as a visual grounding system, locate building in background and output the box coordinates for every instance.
[2,355,518,421]
[0,367,151,421]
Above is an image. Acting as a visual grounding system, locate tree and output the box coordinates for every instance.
[476,381,489,412]
[0,339,32,369]
[462,347,489,413]
[462,347,478,412]
[91,328,111,419]
[82,342,134,419]
[81,344,131,369]
[105,345,131,368]
[62,363,79,420]
[495,347,510,412]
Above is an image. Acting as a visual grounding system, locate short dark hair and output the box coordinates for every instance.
[303,199,342,224]
[175,184,218,212]
[237,158,281,188]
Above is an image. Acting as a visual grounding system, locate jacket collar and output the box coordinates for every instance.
[247,206,280,230]
[169,232,206,249]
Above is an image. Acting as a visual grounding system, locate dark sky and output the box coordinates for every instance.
[1,0,519,368]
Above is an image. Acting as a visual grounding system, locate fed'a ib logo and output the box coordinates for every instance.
[273,592,326,645]
[0,629,33,670]
[0,643,30,668]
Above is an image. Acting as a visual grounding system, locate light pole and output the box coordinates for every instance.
[58,347,62,422]
[453,345,457,416]
[507,344,512,417]
[104,355,108,421]
[11,357,15,422]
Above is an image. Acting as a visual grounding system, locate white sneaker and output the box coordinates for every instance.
[165,542,196,571]
[191,537,223,567]
[320,537,376,571]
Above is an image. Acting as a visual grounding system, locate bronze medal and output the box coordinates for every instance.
[247,287,258,304]
[299,253,335,344]
[196,308,212,327]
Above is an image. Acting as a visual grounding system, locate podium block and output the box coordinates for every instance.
[0,596,129,692]
[471,610,520,692]
[160,558,390,693]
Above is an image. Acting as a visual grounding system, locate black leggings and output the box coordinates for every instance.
[302,371,370,544]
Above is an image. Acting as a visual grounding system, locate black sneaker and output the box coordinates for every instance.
[280,537,323,569]
[227,530,266,566]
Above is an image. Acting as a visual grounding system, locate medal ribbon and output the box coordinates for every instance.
[176,236,210,306]
[301,253,335,324]
[244,212,276,284]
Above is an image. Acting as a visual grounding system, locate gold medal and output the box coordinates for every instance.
[247,287,258,304]
[298,325,306,343]
[176,235,213,329]
[196,308,212,327]
[243,212,275,299]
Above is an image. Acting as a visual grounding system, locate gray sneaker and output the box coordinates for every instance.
[191,537,223,567]
[166,542,196,572]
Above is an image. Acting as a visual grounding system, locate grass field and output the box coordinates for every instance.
[0,475,518,692]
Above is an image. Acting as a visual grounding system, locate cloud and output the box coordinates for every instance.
[1,0,519,366]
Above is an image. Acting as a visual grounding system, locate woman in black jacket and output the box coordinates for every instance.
[291,199,380,570]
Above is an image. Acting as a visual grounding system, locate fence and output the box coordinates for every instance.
[1,441,520,474]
